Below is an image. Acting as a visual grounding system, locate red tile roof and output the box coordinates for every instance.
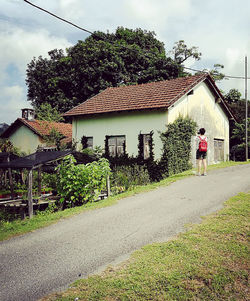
[64,74,209,117]
[1,119,72,143]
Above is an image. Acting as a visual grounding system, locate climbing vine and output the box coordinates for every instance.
[81,135,88,149]
[160,116,197,176]
[137,132,144,162]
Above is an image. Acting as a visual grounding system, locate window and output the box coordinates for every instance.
[86,137,93,149]
[81,136,93,149]
[214,139,224,162]
[143,134,151,159]
[108,135,125,157]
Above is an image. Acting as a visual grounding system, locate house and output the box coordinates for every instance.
[1,109,72,154]
[64,74,235,165]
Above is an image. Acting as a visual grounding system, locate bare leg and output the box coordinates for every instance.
[203,159,207,175]
[197,159,202,175]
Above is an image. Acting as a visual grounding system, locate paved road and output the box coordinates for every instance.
[0,164,250,301]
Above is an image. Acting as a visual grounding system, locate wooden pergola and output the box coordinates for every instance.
[0,150,72,218]
[0,150,110,218]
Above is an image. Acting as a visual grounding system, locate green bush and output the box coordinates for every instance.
[160,116,197,176]
[41,173,57,191]
[56,155,111,207]
[111,164,151,194]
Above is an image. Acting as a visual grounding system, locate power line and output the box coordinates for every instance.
[23,0,94,35]
[23,0,250,81]
[184,67,250,80]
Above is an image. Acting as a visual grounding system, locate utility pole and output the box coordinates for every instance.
[245,56,248,161]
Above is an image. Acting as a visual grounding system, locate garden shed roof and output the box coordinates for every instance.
[0,150,72,170]
[0,152,19,163]
[0,150,97,170]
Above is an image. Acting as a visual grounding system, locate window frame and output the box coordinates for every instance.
[142,133,151,159]
[86,136,93,149]
[107,135,126,157]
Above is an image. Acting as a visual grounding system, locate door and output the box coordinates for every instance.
[214,139,224,162]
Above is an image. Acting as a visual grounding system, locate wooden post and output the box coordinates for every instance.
[8,168,15,199]
[7,155,15,199]
[106,175,110,197]
[28,169,33,218]
[38,167,42,196]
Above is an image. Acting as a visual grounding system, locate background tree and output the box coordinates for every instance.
[35,103,64,122]
[26,27,201,113]
[171,40,201,65]
[224,88,250,160]
[42,128,64,150]
[194,64,225,82]
[26,49,76,112]
[208,64,225,82]
[224,88,249,121]
[225,88,242,104]
[230,118,250,161]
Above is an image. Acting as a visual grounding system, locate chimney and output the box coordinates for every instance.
[22,108,35,120]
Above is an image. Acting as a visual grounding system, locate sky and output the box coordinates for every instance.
[0,0,249,125]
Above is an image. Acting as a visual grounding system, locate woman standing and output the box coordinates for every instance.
[196,128,208,176]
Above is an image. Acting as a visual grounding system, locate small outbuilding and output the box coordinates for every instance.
[1,109,72,154]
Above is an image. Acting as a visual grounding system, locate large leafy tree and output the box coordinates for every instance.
[224,88,250,160]
[26,28,201,113]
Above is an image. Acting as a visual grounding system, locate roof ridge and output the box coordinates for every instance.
[63,74,210,117]
[168,73,208,106]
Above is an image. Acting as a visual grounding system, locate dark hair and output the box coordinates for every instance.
[199,128,206,135]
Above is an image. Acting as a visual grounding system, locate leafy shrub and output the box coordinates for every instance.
[111,164,150,194]
[81,145,103,160]
[41,173,57,191]
[160,116,197,176]
[0,208,16,223]
[56,155,111,207]
[36,201,58,216]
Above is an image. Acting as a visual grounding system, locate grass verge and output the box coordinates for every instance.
[42,192,250,301]
[0,160,249,242]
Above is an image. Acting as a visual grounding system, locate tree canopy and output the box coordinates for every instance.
[35,103,64,122]
[225,88,242,104]
[26,27,201,113]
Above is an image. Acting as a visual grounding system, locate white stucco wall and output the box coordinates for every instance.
[73,110,168,159]
[72,81,230,165]
[9,125,42,154]
[168,81,230,165]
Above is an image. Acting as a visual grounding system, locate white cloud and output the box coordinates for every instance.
[0,85,30,125]
[124,0,193,33]
[0,24,71,77]
[0,22,72,124]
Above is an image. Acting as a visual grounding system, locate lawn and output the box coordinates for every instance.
[42,192,250,301]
